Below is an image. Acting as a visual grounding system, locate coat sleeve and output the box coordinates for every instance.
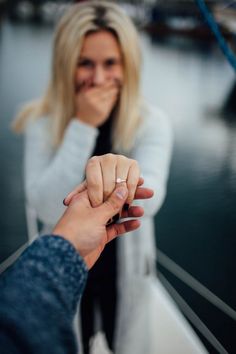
[0,235,88,354]
[130,105,173,216]
[24,117,98,225]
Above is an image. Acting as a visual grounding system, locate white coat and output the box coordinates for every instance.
[23,102,205,353]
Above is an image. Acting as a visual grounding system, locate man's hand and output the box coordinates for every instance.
[53,185,153,269]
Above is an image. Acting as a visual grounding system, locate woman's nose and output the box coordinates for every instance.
[93,66,106,85]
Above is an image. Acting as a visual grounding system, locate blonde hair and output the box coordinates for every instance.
[12,0,142,151]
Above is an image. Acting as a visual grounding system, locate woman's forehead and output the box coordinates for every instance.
[80,30,122,58]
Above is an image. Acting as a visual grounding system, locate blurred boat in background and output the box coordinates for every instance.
[143,0,235,42]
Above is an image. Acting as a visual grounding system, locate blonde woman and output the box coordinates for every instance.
[13,1,173,353]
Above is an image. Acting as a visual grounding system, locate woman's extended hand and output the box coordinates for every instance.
[64,154,142,207]
[75,80,119,127]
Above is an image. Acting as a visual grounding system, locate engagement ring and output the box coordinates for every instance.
[116,178,126,183]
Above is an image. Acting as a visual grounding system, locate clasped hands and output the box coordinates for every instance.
[53,154,154,269]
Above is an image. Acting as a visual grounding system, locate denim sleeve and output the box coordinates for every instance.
[0,235,88,354]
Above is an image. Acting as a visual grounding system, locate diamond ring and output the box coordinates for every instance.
[116,177,126,183]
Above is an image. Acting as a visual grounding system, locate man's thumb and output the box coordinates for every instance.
[98,186,128,223]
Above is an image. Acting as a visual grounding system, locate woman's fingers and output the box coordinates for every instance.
[85,156,103,207]
[98,154,139,204]
[63,180,87,206]
[137,176,144,186]
[90,82,119,107]
[64,156,148,214]
[126,160,140,205]
[100,154,117,201]
[75,80,119,128]
[64,181,153,209]
[115,155,138,204]
[115,155,131,183]
[116,156,140,205]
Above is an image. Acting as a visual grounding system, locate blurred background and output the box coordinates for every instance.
[0,0,236,352]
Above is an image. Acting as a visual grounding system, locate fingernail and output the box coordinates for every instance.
[116,187,126,199]
[63,198,67,206]
[123,203,130,211]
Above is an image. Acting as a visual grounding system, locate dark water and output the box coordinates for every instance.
[0,20,236,353]
[143,34,236,353]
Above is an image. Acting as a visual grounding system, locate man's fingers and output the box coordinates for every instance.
[121,205,144,219]
[97,186,128,223]
[134,187,154,200]
[106,219,141,243]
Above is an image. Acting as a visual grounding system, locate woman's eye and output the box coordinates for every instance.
[78,60,93,68]
[105,59,117,67]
